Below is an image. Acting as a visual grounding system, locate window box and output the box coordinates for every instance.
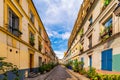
[100,25,112,39]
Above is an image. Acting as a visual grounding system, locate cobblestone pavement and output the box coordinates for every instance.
[25,65,89,80]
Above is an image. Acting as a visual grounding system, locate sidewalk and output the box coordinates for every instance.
[24,66,58,80]
[65,66,90,80]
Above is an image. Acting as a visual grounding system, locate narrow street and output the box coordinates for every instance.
[25,65,89,80]
[45,65,89,80]
[45,65,76,80]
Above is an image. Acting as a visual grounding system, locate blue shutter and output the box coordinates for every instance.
[89,56,92,67]
[102,49,112,71]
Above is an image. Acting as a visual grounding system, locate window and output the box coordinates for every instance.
[89,55,92,67]
[81,57,84,68]
[88,35,92,49]
[39,27,41,35]
[8,8,22,37]
[30,11,34,24]
[80,42,84,52]
[29,31,35,46]
[39,57,42,66]
[100,18,112,39]
[104,18,112,28]
[38,41,42,51]
[89,16,93,26]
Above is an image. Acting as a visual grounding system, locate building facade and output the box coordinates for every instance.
[0,0,57,78]
[64,0,120,73]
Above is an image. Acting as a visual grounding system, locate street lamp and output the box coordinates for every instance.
[114,2,120,16]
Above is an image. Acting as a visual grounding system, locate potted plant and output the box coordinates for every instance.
[104,0,111,6]
[39,45,42,51]
[29,36,35,46]
[79,28,84,38]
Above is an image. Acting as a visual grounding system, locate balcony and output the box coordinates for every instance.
[101,0,112,11]
[100,25,112,40]
[9,26,22,37]
[114,3,120,16]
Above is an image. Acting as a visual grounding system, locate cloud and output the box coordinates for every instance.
[48,31,70,40]
[33,0,83,31]
[54,50,65,59]
[33,0,83,59]
[61,32,70,40]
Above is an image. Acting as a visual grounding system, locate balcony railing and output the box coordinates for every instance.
[9,26,22,37]
[100,25,112,39]
[114,3,120,16]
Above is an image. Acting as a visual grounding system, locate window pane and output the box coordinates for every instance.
[104,18,112,28]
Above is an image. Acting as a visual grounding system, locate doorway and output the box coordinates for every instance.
[30,54,34,72]
[39,57,42,66]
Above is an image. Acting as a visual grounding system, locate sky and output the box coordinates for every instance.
[33,0,83,59]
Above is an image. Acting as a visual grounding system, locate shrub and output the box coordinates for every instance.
[0,57,20,80]
[39,62,57,74]
[87,67,98,79]
[79,68,86,75]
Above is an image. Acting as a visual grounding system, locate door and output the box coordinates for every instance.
[81,57,84,68]
[30,54,34,72]
[39,57,42,66]
[102,49,112,71]
[89,55,92,67]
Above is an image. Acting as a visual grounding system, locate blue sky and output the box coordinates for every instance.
[33,0,83,59]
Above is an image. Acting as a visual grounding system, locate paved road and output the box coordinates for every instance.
[45,65,73,80]
[25,65,89,80]
[45,65,89,80]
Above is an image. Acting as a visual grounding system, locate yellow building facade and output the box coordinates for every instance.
[0,0,57,78]
[65,0,120,73]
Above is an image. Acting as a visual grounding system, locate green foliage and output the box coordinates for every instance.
[39,62,57,74]
[87,67,98,79]
[79,68,86,75]
[65,59,84,73]
[29,36,35,46]
[104,0,111,6]
[72,59,80,72]
[65,60,73,68]
[79,28,84,36]
[95,74,120,80]
[0,57,20,80]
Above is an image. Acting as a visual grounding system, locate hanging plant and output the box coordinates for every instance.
[104,0,111,6]
[79,28,84,37]
[29,36,35,46]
